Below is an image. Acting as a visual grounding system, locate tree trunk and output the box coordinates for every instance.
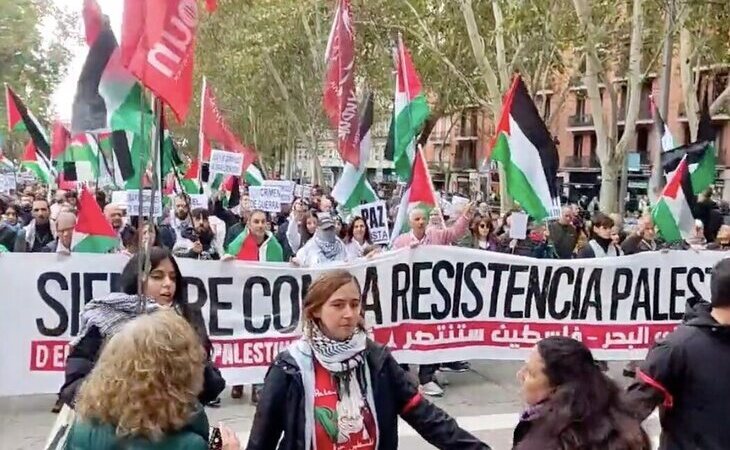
[600,160,621,213]
[679,26,700,141]
[458,0,513,212]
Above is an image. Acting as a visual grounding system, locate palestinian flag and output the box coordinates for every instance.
[226,228,284,262]
[660,141,715,196]
[5,85,53,174]
[57,133,104,182]
[490,76,560,221]
[333,91,377,210]
[653,155,696,243]
[390,149,438,243]
[180,158,202,194]
[72,188,119,253]
[72,0,151,189]
[245,163,265,186]
[20,140,52,184]
[385,36,430,182]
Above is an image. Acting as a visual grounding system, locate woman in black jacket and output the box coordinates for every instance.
[512,336,649,450]
[247,270,490,450]
[59,247,225,408]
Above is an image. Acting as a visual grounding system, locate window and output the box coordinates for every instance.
[454,141,477,168]
[573,135,583,157]
[637,129,649,164]
[712,71,729,104]
[575,93,586,117]
[589,133,597,158]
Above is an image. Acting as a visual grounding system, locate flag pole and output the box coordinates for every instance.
[198,77,207,187]
[136,87,147,311]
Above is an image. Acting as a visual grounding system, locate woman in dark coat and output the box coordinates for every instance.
[59,247,224,407]
[513,336,650,450]
[247,270,491,450]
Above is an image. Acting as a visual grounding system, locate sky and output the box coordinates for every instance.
[50,0,124,123]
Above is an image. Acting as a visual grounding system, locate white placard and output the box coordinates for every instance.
[209,149,244,176]
[351,200,390,245]
[509,212,529,240]
[110,191,128,207]
[451,196,470,211]
[124,190,163,217]
[263,180,295,204]
[302,185,312,199]
[294,184,303,198]
[249,186,281,212]
[189,194,209,210]
[0,174,16,193]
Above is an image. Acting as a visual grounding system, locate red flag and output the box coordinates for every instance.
[121,0,196,122]
[83,0,104,44]
[200,80,257,169]
[51,122,71,160]
[323,0,360,166]
[205,0,217,12]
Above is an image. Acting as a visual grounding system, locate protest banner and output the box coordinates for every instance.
[249,185,281,212]
[0,249,723,396]
[209,150,244,176]
[118,190,163,217]
[351,200,390,245]
[263,180,295,204]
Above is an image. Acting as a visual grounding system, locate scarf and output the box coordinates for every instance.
[314,230,345,260]
[24,220,55,247]
[588,237,621,257]
[71,293,160,346]
[290,325,378,450]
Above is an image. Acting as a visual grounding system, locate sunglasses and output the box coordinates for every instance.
[479,223,489,229]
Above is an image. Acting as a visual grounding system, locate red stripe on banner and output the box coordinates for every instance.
[637,368,674,409]
[370,321,678,352]
[401,393,423,415]
[30,341,70,371]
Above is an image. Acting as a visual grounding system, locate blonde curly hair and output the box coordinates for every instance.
[75,310,206,441]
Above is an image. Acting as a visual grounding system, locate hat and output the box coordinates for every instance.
[317,212,334,230]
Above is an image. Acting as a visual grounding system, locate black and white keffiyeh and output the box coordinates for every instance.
[71,293,160,346]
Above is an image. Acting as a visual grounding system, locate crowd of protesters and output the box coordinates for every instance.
[3,180,730,450]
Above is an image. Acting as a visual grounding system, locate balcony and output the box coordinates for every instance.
[618,103,653,124]
[563,154,600,170]
[567,114,594,129]
[678,103,730,122]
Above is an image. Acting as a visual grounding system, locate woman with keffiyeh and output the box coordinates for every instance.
[247,270,490,450]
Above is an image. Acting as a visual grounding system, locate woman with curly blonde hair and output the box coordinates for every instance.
[65,310,240,449]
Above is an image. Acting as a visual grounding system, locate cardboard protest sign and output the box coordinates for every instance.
[263,180,295,204]
[249,186,281,212]
[352,200,390,245]
[209,150,244,176]
[116,190,163,217]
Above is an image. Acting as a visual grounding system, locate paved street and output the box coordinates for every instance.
[0,361,660,449]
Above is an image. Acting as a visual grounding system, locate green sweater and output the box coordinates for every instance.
[64,407,209,450]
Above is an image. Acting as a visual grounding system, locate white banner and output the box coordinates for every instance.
[263,180,295,204]
[0,249,724,396]
[209,150,244,176]
[351,201,390,245]
[249,186,281,212]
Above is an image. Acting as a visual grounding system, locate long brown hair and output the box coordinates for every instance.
[303,270,365,336]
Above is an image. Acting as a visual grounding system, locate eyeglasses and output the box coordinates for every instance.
[479,223,488,229]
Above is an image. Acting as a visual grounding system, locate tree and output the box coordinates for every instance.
[677,0,730,141]
[570,0,649,213]
[0,0,74,159]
